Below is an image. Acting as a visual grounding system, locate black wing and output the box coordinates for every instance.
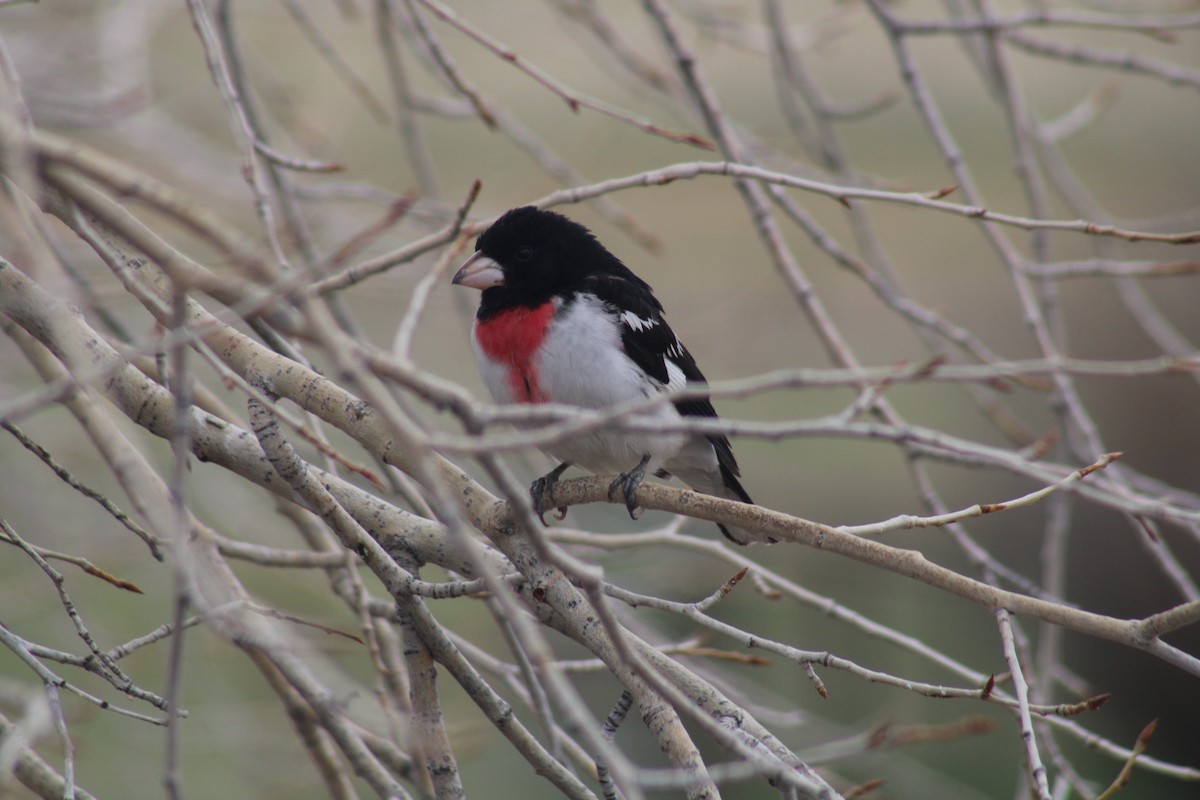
[585,273,749,492]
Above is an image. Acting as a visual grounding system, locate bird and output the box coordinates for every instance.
[452,205,768,544]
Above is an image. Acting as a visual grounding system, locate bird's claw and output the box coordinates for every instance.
[530,477,555,525]
[608,454,651,521]
[530,463,571,525]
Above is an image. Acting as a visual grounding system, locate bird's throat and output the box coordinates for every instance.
[474,302,556,403]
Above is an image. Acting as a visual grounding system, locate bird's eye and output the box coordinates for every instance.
[514,246,533,263]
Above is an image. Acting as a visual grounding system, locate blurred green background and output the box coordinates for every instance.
[1,1,1199,798]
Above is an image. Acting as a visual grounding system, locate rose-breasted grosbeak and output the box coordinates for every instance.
[452,206,766,544]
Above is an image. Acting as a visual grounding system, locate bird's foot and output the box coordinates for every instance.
[530,462,571,525]
[608,454,651,520]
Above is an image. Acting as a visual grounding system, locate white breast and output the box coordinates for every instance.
[474,294,687,474]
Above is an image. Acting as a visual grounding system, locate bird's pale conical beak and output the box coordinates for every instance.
[452,252,505,290]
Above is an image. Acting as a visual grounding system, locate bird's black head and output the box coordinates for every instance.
[452,206,649,312]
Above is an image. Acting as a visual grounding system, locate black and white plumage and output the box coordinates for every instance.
[452,206,766,544]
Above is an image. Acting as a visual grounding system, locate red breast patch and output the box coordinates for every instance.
[475,302,556,403]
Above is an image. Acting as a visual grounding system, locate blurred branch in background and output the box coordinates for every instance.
[1,1,1199,799]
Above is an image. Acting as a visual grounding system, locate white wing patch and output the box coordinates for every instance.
[664,359,688,391]
[621,310,657,332]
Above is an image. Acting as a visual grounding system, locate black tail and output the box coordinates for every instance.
[715,454,764,544]
[717,458,753,504]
